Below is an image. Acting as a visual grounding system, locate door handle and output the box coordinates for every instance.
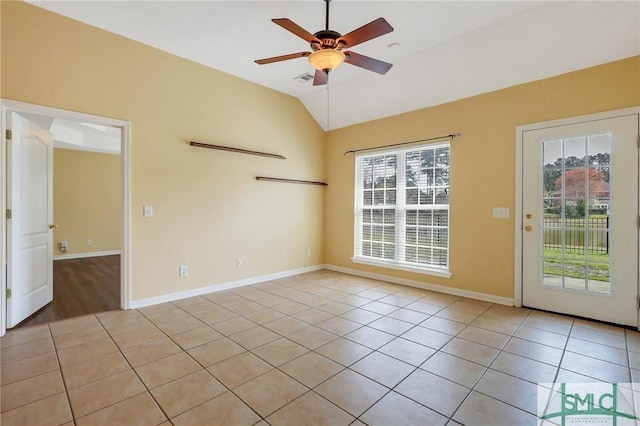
[49,224,59,229]
[525,225,533,232]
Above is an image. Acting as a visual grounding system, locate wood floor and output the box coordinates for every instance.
[14,255,121,329]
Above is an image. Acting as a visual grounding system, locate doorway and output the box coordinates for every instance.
[17,255,121,328]
[1,100,131,336]
[515,108,640,327]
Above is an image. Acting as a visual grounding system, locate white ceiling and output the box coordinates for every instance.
[28,1,640,130]
[20,112,121,154]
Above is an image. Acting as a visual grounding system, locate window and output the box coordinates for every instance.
[354,143,451,276]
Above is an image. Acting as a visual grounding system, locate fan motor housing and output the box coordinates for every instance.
[311,30,343,50]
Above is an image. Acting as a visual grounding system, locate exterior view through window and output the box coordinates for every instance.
[542,133,612,294]
[354,143,451,274]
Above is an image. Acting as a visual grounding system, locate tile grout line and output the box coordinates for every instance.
[352,301,512,422]
[200,280,428,422]
[268,288,462,422]
[4,271,637,425]
[456,308,547,419]
[48,315,101,424]
[407,303,497,423]
[90,310,168,424]
[134,304,262,423]
[0,302,518,422]
[137,291,359,423]
[180,280,464,422]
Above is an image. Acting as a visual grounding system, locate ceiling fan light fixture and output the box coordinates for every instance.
[308,49,345,71]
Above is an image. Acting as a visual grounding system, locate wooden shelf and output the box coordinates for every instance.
[190,141,285,160]
[256,177,327,186]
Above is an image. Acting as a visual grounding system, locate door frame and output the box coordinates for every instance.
[514,107,640,316]
[0,99,132,336]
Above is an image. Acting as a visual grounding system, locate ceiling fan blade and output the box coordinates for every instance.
[338,18,393,49]
[272,18,321,44]
[313,69,328,86]
[255,52,311,65]
[344,51,393,75]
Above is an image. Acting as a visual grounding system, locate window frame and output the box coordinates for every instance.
[352,142,452,278]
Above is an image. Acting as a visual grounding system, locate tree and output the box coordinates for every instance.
[544,153,610,195]
[543,166,561,195]
[556,168,607,197]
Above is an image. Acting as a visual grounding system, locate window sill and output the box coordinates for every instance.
[351,257,452,278]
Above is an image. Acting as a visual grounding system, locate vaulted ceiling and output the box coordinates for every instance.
[28,1,640,130]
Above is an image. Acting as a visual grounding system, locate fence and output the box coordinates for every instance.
[543,216,609,254]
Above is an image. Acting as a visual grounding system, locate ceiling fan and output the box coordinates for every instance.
[255,0,394,86]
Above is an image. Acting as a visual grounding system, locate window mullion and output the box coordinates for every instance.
[354,157,364,258]
[353,142,450,273]
[396,152,406,262]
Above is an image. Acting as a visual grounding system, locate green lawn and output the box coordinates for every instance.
[543,248,610,281]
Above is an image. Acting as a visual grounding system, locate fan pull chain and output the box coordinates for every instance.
[326,80,331,131]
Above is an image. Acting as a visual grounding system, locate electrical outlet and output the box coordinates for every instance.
[179,265,188,277]
[306,248,312,257]
[237,259,243,268]
[86,239,92,245]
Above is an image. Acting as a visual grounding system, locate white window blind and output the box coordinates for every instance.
[354,143,450,275]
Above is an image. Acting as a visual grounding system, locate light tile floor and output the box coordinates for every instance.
[2,269,640,425]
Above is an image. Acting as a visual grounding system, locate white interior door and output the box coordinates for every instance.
[522,114,639,327]
[6,112,54,327]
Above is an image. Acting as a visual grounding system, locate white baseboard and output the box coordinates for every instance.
[324,264,514,306]
[130,264,325,309]
[130,262,513,311]
[54,250,121,261]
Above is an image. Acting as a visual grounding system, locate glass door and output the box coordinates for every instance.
[522,114,639,326]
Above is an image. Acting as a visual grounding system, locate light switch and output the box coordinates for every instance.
[492,207,510,219]
[143,205,153,218]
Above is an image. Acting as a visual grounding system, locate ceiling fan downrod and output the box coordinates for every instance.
[325,0,330,31]
[314,0,341,52]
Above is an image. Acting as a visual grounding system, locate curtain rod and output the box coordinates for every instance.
[343,132,461,155]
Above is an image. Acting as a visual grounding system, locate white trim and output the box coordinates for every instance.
[0,111,6,336]
[354,143,452,273]
[130,265,324,309]
[327,264,513,306]
[514,106,640,311]
[514,119,524,308]
[351,257,452,278]
[120,121,132,310]
[54,250,121,261]
[0,99,132,336]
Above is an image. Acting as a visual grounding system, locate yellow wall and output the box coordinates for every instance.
[53,148,121,256]
[325,56,640,298]
[1,2,325,300]
[2,1,639,303]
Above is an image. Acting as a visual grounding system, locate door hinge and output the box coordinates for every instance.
[6,288,11,299]
[5,129,12,140]
[6,209,11,219]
